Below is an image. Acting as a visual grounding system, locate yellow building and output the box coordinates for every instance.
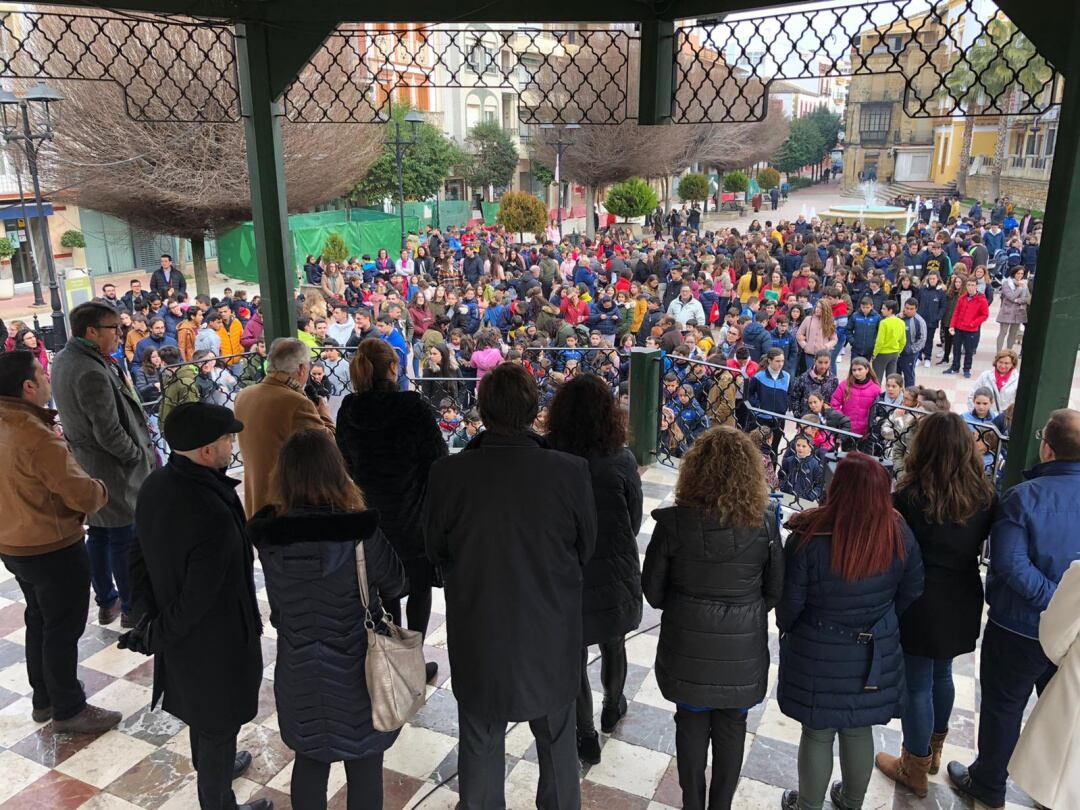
[931,103,1058,211]
[841,13,947,187]
[924,0,1058,210]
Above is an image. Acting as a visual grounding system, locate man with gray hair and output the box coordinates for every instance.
[234,337,334,515]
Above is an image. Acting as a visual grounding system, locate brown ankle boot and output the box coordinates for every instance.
[929,731,947,775]
[875,746,932,797]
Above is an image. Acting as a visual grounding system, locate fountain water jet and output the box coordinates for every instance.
[820,180,908,228]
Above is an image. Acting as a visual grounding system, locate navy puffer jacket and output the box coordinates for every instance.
[643,504,785,709]
[250,507,407,763]
[777,523,923,730]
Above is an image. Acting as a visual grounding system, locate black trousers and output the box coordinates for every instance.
[384,557,434,636]
[577,638,628,733]
[969,621,1056,804]
[190,726,240,810]
[674,706,748,810]
[458,701,579,810]
[291,752,383,810]
[950,329,980,373]
[1,542,90,721]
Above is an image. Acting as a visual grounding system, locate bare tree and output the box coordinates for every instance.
[28,14,383,295]
[526,35,787,237]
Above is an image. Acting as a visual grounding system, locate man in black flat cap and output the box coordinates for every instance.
[120,403,269,810]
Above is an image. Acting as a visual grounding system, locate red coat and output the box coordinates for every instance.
[950,293,990,332]
[560,298,590,326]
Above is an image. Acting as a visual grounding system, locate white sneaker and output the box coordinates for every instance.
[924,359,930,368]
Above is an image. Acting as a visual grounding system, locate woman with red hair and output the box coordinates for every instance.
[778,454,924,810]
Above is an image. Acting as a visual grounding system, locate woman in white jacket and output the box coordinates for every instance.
[967,349,1019,414]
[1009,559,1080,810]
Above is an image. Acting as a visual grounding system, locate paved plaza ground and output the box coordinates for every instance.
[0,183,1076,808]
[0,462,1054,810]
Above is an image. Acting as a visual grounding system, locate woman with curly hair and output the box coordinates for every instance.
[547,374,642,765]
[642,426,785,810]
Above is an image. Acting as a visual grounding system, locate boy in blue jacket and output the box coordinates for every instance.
[780,435,824,503]
[771,316,798,377]
[747,348,791,454]
[847,297,882,360]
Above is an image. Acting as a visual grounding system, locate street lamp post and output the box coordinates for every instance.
[0,82,66,345]
[539,123,579,239]
[384,109,425,250]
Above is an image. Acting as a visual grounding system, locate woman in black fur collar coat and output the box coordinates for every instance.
[249,430,405,810]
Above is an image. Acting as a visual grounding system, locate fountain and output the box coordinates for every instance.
[820,180,909,229]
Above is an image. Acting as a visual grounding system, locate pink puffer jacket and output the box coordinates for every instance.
[830,379,882,435]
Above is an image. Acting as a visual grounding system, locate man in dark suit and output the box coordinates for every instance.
[425,364,597,810]
[120,403,269,810]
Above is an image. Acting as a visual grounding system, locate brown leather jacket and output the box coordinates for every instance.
[0,397,107,556]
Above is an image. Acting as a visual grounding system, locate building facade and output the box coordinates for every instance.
[842,12,945,187]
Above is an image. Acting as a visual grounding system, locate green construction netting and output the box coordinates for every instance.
[382,200,474,230]
[216,210,420,284]
[287,209,350,230]
[436,200,472,229]
[481,201,500,225]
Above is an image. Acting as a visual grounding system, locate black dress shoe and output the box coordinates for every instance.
[98,599,121,625]
[233,750,252,779]
[238,800,273,810]
[425,661,438,683]
[946,761,1005,809]
[779,789,799,810]
[577,730,601,765]
[830,781,857,810]
[599,694,627,733]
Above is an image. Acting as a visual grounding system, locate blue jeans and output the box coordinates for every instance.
[85,524,133,615]
[829,325,847,374]
[900,654,955,757]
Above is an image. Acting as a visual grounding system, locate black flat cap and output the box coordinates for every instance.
[163,402,244,451]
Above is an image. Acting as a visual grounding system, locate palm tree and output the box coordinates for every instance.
[944,18,1052,200]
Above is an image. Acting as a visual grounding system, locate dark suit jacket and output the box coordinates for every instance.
[424,431,597,721]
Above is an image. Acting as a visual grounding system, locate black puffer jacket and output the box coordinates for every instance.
[582,448,644,645]
[336,385,447,562]
[642,504,784,709]
[250,507,406,762]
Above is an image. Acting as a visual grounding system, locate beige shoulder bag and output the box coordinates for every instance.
[355,540,428,731]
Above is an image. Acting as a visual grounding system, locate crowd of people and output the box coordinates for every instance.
[0,187,1075,810]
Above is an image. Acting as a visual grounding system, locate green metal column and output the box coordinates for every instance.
[637,20,674,126]
[1004,10,1080,486]
[628,347,662,465]
[235,23,294,344]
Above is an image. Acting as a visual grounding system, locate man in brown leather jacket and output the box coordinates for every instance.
[0,351,121,733]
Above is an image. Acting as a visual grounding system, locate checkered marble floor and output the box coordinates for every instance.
[0,460,1046,810]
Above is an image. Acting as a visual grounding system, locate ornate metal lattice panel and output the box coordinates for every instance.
[283,26,634,125]
[0,10,240,122]
[675,0,1061,124]
[0,5,1060,127]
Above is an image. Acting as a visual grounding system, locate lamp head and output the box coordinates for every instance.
[24,82,63,132]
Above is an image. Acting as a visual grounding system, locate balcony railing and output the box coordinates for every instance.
[858,129,890,145]
[974,155,1053,180]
